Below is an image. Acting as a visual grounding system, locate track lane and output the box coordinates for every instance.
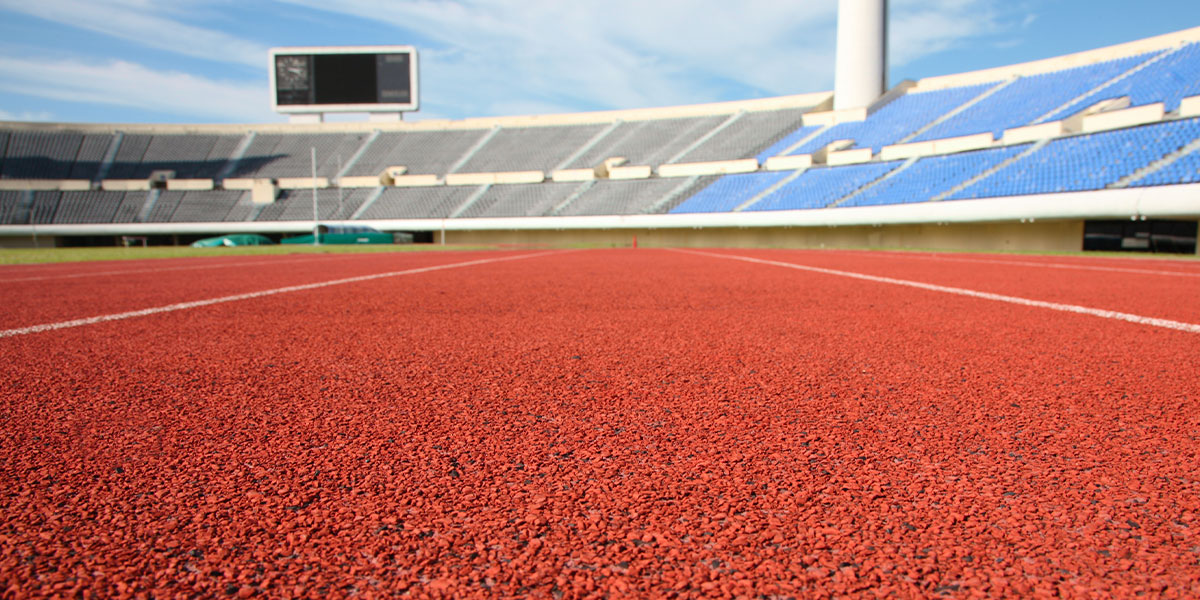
[1,249,1198,598]
[697,248,1200,324]
[0,250,538,330]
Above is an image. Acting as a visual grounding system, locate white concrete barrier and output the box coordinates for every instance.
[593,157,629,178]
[60,180,92,191]
[880,141,934,160]
[165,179,214,191]
[826,148,872,166]
[551,169,595,182]
[1179,95,1200,118]
[657,159,758,178]
[0,179,90,191]
[1003,122,1064,145]
[608,166,653,180]
[932,133,994,154]
[812,140,855,164]
[100,180,150,192]
[1081,102,1164,133]
[223,178,277,202]
[251,179,277,205]
[221,178,256,190]
[802,106,867,127]
[763,155,813,171]
[445,173,496,186]
[445,171,544,186]
[277,177,330,190]
[1064,97,1130,132]
[494,171,545,184]
[392,174,443,187]
[339,176,386,188]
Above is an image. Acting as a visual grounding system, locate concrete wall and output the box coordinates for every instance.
[445,171,544,186]
[932,133,994,154]
[0,179,90,191]
[444,220,1086,253]
[277,177,330,190]
[100,180,150,191]
[165,179,215,191]
[551,169,595,182]
[764,155,813,171]
[1003,122,1064,145]
[1179,95,1200,118]
[880,141,934,160]
[657,159,758,177]
[826,148,873,166]
[1081,103,1165,133]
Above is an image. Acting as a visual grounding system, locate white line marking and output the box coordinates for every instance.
[873,252,1200,278]
[0,254,368,283]
[673,249,1200,334]
[0,251,562,339]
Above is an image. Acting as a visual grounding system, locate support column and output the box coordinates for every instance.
[834,0,887,111]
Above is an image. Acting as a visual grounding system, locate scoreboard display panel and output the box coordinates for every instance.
[270,46,419,113]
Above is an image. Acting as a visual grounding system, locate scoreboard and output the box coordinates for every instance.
[269,46,419,114]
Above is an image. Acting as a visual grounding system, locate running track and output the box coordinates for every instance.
[1,249,1198,598]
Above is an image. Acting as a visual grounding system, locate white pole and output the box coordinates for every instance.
[311,147,320,246]
[29,192,38,248]
[337,155,344,219]
[834,0,888,111]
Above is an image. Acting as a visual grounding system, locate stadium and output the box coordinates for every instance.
[2,1,1199,597]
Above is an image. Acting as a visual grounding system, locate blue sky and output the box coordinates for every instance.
[0,0,1197,124]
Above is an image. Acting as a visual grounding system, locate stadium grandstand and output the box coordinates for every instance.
[1,26,1199,253]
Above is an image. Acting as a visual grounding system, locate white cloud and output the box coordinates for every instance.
[0,0,268,69]
[0,108,55,122]
[890,0,1014,66]
[0,56,281,123]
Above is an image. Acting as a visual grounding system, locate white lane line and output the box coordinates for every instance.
[0,254,368,283]
[673,248,1200,334]
[0,251,562,339]
[875,252,1200,278]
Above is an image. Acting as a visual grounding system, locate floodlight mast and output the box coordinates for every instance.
[834,0,887,111]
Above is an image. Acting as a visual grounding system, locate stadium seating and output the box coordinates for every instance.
[230,133,369,178]
[348,129,488,177]
[1131,143,1200,187]
[843,145,1030,207]
[677,108,808,163]
[783,83,996,155]
[950,118,1200,199]
[455,125,607,173]
[105,134,244,179]
[457,182,584,218]
[749,162,901,211]
[1045,43,1200,121]
[1,132,112,179]
[670,171,792,213]
[912,53,1155,141]
[558,178,698,216]
[561,116,727,168]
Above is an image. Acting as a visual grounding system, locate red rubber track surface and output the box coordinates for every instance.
[1,249,1198,598]
[0,253,489,330]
